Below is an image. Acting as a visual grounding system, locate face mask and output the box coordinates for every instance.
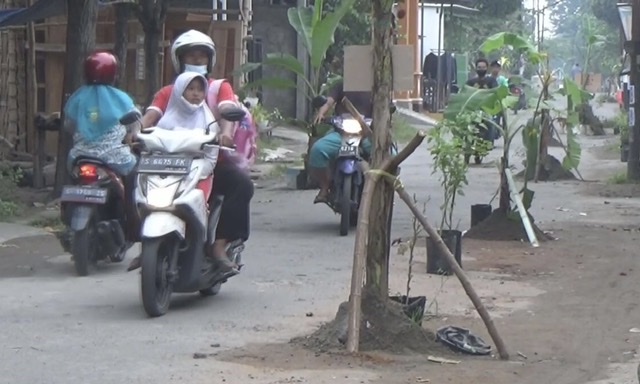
[183,64,208,75]
[181,96,204,110]
[476,69,487,77]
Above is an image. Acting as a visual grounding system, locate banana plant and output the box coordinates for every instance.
[480,32,586,179]
[233,0,356,112]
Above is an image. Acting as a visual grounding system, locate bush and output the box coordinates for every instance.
[0,167,23,220]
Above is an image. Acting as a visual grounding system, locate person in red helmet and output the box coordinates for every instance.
[65,51,139,176]
[64,51,140,241]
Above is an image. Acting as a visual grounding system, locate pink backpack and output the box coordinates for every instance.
[207,79,257,170]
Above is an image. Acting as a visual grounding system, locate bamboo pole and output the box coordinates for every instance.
[26,0,42,188]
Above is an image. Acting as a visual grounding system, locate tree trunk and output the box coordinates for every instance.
[53,0,98,195]
[365,0,395,297]
[136,0,169,107]
[113,3,131,88]
[142,25,160,106]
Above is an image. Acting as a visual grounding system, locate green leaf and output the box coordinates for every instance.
[231,62,262,77]
[562,125,582,170]
[287,6,314,54]
[263,53,305,77]
[242,77,298,91]
[562,77,592,105]
[320,74,343,94]
[521,187,535,211]
[312,0,323,29]
[444,85,508,119]
[310,0,357,69]
[479,32,541,64]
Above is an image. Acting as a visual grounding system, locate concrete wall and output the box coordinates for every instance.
[252,1,298,118]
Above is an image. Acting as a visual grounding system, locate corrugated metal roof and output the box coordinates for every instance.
[0,0,66,29]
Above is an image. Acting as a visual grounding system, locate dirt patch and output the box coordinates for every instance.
[464,210,551,242]
[580,181,640,199]
[0,234,64,278]
[291,290,447,355]
[210,223,640,384]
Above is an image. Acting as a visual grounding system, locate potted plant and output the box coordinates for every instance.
[250,104,282,137]
[426,112,486,275]
[390,196,429,325]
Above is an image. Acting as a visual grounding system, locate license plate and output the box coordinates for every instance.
[339,145,358,156]
[137,155,193,175]
[60,185,108,204]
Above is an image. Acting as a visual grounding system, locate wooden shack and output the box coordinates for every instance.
[3,4,245,157]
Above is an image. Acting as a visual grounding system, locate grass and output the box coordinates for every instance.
[392,115,418,143]
[29,216,64,230]
[607,170,640,185]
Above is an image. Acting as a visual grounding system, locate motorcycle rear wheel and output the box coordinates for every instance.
[71,215,96,277]
[140,237,176,317]
[339,174,353,236]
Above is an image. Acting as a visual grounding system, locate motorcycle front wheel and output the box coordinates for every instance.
[140,237,178,317]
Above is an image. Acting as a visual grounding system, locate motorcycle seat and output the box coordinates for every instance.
[73,156,108,166]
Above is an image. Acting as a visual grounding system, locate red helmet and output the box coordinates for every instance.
[84,51,118,85]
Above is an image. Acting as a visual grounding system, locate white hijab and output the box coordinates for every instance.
[157,72,215,131]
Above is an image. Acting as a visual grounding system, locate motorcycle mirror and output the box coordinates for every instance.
[312,95,327,109]
[119,110,142,126]
[220,107,246,122]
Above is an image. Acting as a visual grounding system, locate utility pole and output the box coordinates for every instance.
[628,0,640,180]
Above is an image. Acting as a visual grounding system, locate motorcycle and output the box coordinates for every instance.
[122,106,247,317]
[59,126,135,276]
[311,96,398,236]
[509,83,527,114]
[464,115,496,165]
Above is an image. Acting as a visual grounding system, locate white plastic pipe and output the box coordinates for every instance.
[504,168,539,248]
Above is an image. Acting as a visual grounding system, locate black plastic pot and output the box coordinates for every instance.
[621,144,630,163]
[426,230,462,276]
[470,204,492,227]
[389,295,427,325]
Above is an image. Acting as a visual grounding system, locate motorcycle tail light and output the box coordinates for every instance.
[78,164,98,184]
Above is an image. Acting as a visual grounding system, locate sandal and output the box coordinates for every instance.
[314,192,328,204]
[127,255,141,272]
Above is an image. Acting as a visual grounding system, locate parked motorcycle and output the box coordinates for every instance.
[59,134,135,277]
[122,107,247,317]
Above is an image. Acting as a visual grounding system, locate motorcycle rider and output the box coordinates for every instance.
[309,80,373,204]
[466,58,498,90]
[65,51,138,176]
[467,58,499,142]
[129,30,253,272]
[489,60,509,88]
[64,51,140,241]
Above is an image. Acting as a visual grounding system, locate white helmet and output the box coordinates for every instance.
[170,29,216,74]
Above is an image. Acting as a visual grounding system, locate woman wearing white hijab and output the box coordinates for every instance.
[156,72,214,131]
